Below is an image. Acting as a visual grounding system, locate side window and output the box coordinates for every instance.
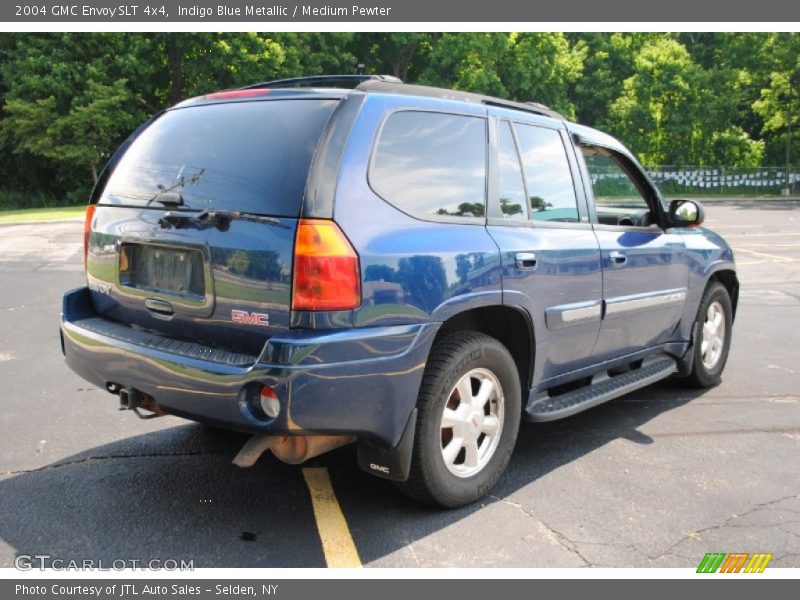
[513,123,579,223]
[581,146,654,227]
[370,111,487,220]
[496,120,527,221]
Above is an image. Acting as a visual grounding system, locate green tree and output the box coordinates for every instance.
[752,34,800,172]
[0,33,151,202]
[570,33,661,128]
[421,33,586,117]
[152,33,289,102]
[421,33,509,96]
[421,33,584,117]
[349,33,433,81]
[499,33,585,119]
[3,79,138,184]
[609,37,762,166]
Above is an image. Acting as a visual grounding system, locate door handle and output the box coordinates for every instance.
[609,251,627,266]
[145,298,175,315]
[515,252,538,270]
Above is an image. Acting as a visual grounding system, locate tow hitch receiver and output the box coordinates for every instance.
[118,387,165,420]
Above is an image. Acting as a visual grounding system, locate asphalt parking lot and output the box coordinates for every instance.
[1,200,798,569]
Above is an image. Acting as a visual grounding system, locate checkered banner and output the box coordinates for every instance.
[647,168,799,188]
[591,167,799,193]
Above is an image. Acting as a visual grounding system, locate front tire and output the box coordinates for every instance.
[395,331,521,508]
[685,281,733,387]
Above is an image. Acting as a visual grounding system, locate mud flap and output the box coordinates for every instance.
[357,408,417,482]
[674,343,695,377]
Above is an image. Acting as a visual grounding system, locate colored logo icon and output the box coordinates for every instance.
[697,552,773,573]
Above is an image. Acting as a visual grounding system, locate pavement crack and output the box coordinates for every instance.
[652,493,800,560]
[489,494,592,567]
[0,449,228,476]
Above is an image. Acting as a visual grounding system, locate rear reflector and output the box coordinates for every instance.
[259,386,280,419]
[292,219,360,311]
[204,88,272,100]
[83,204,96,270]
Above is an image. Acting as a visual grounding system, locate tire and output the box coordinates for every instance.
[395,330,522,508]
[684,281,733,388]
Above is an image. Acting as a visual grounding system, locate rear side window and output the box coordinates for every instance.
[370,111,487,219]
[497,120,527,221]
[98,99,338,216]
[514,123,579,223]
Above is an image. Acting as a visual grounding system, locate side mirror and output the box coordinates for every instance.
[668,199,704,227]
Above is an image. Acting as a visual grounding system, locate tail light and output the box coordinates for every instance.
[83,204,96,270]
[292,219,360,311]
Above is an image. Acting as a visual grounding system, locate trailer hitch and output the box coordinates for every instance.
[118,387,165,420]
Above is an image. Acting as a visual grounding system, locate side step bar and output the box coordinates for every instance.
[526,356,677,422]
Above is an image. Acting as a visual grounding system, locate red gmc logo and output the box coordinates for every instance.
[231,310,270,326]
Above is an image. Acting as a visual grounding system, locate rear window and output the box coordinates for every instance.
[98,99,338,216]
[370,111,487,220]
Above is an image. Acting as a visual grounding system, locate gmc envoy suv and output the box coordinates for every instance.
[61,74,737,507]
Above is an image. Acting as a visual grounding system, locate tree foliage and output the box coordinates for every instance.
[609,38,763,166]
[0,32,796,207]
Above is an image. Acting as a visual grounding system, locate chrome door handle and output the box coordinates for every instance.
[609,251,627,266]
[515,252,538,270]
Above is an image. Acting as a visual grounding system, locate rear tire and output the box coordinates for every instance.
[395,331,521,508]
[684,281,733,388]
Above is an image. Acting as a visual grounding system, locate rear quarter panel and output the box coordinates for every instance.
[332,94,504,329]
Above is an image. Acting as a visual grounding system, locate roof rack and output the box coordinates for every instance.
[356,80,565,120]
[243,74,403,90]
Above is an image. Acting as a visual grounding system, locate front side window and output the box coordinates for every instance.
[581,146,654,227]
[370,111,487,219]
[514,123,579,223]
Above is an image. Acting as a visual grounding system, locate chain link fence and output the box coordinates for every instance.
[644,166,800,197]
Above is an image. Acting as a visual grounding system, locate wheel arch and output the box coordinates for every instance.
[434,305,535,394]
[707,267,739,321]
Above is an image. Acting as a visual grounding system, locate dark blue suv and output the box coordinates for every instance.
[61,75,738,507]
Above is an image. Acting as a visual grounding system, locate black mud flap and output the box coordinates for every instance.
[357,408,417,482]
[674,343,695,377]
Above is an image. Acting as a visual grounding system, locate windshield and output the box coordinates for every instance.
[98,99,338,216]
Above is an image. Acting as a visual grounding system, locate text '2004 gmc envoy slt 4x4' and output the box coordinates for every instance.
[61,74,738,507]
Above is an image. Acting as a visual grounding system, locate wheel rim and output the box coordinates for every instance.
[439,368,505,478]
[700,300,726,370]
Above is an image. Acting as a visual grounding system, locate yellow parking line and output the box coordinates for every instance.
[302,467,362,568]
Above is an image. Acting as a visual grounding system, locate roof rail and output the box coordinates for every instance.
[482,100,565,120]
[356,80,566,120]
[243,74,403,90]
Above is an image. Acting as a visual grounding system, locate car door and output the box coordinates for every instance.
[572,137,689,362]
[485,110,603,387]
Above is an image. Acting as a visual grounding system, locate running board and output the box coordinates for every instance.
[526,356,677,422]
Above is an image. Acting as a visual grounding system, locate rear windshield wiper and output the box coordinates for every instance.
[159,209,284,230]
[150,191,184,207]
[147,168,205,206]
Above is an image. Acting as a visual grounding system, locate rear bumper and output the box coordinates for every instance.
[61,287,437,447]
